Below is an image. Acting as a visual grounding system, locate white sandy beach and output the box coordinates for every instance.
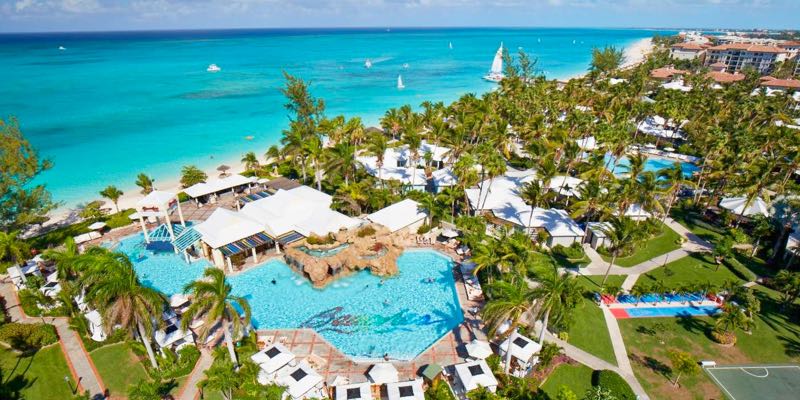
[621,38,654,69]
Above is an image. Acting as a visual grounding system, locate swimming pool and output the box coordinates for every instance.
[615,305,720,318]
[114,234,463,360]
[604,154,699,178]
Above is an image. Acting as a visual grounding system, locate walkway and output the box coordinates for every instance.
[177,349,214,400]
[0,277,105,398]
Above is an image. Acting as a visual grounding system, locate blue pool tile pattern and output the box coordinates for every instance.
[620,305,721,318]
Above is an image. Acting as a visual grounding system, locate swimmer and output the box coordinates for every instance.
[383,299,391,306]
[380,279,385,285]
[271,279,277,285]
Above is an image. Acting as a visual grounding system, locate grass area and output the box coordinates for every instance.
[639,252,742,290]
[567,297,617,365]
[619,284,800,399]
[27,209,135,250]
[601,222,682,267]
[670,208,725,243]
[540,363,595,398]
[0,344,78,399]
[89,342,148,397]
[575,274,626,291]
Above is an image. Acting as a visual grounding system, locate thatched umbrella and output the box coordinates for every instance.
[217,164,230,177]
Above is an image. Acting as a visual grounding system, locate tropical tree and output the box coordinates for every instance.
[180,165,207,188]
[182,268,252,367]
[589,46,625,79]
[241,151,259,173]
[713,303,753,344]
[773,270,800,307]
[135,172,154,194]
[668,350,699,387]
[519,181,543,231]
[584,386,618,400]
[531,266,582,343]
[482,278,535,373]
[599,216,644,285]
[81,249,166,369]
[658,163,695,221]
[0,231,29,266]
[199,359,241,400]
[44,236,80,280]
[99,185,124,213]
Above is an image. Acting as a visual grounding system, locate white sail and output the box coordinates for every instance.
[397,74,405,89]
[365,59,372,69]
[449,42,453,49]
[490,42,503,75]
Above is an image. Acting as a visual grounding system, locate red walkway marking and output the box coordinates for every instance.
[610,308,630,319]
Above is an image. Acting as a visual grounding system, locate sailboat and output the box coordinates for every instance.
[207,64,221,72]
[397,75,405,89]
[449,42,453,50]
[58,46,66,51]
[483,42,505,82]
[365,59,372,69]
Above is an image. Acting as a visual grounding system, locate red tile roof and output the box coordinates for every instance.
[760,77,800,89]
[650,67,689,79]
[779,41,800,48]
[708,43,785,53]
[707,71,745,83]
[671,42,706,51]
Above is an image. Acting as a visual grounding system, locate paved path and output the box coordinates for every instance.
[601,308,634,375]
[621,274,640,292]
[0,278,105,398]
[178,348,214,400]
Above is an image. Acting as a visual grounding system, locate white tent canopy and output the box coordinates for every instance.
[386,379,425,400]
[368,362,399,384]
[250,343,295,374]
[454,360,498,392]
[183,174,255,198]
[719,196,770,217]
[499,333,542,362]
[276,360,324,400]
[575,136,598,151]
[194,208,265,249]
[367,199,427,233]
[547,176,584,198]
[335,382,373,400]
[87,221,106,230]
[465,339,493,359]
[136,190,177,216]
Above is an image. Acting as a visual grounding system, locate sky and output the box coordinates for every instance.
[0,0,797,33]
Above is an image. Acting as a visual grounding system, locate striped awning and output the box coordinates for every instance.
[220,232,274,257]
[239,191,271,204]
[149,223,187,242]
[277,231,305,245]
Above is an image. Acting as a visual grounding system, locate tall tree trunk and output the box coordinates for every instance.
[223,319,239,367]
[137,322,159,369]
[504,330,515,374]
[602,253,618,286]
[537,308,550,344]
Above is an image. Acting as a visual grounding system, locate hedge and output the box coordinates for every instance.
[0,322,58,350]
[592,370,635,400]
[723,257,757,282]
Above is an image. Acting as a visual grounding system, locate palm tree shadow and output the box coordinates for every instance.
[675,314,712,335]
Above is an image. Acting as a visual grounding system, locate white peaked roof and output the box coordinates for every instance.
[184,174,254,198]
[661,80,692,92]
[276,360,324,400]
[85,309,103,326]
[357,141,453,186]
[454,360,498,392]
[194,208,265,249]
[368,362,399,384]
[154,326,193,348]
[136,190,176,210]
[587,222,613,238]
[575,136,598,151]
[335,382,372,400]
[620,204,652,219]
[241,186,358,238]
[465,339,493,359]
[367,199,427,232]
[548,176,584,198]
[499,333,541,362]
[251,343,295,374]
[719,196,770,217]
[492,205,585,237]
[465,169,537,211]
[386,379,425,400]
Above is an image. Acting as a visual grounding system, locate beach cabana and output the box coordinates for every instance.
[184,174,255,205]
[386,379,425,400]
[87,221,106,231]
[275,360,325,400]
[135,190,185,243]
[250,343,295,374]
[194,208,273,270]
[465,339,493,360]
[453,360,498,393]
[368,362,399,384]
[334,382,372,400]
[84,310,107,342]
[575,136,598,151]
[367,199,428,233]
[619,204,652,221]
[719,196,770,217]
[499,333,541,364]
[154,324,194,352]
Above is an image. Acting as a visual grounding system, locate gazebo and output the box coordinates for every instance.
[386,379,425,400]
[135,190,185,243]
[499,333,541,364]
[251,343,295,375]
[334,382,372,400]
[453,360,498,393]
[368,363,399,384]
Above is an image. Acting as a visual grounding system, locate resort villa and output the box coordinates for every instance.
[670,42,707,61]
[357,141,457,192]
[366,199,428,233]
[704,43,787,74]
[183,173,257,206]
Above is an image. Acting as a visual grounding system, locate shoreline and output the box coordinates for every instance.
[40,36,656,230]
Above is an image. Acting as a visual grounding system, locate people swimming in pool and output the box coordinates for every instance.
[383,299,391,307]
[271,278,276,285]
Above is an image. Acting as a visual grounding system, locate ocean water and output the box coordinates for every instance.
[1,28,670,208]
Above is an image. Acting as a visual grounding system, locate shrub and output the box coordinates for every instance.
[105,209,135,229]
[552,243,586,260]
[723,257,757,282]
[306,234,335,245]
[357,226,376,237]
[485,354,501,373]
[592,370,636,400]
[18,289,43,316]
[417,224,432,234]
[0,322,58,350]
[156,345,201,378]
[711,329,737,345]
[536,342,563,371]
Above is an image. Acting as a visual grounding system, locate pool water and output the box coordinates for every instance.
[114,234,463,360]
[621,305,720,318]
[604,154,699,178]
[297,243,350,258]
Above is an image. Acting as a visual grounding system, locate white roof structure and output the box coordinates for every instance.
[609,78,627,85]
[368,362,399,384]
[661,80,692,92]
[465,339,493,359]
[241,187,359,238]
[73,231,102,244]
[587,222,613,238]
[499,334,542,362]
[84,310,106,342]
[453,360,498,392]
[169,293,189,308]
[465,169,537,211]
[87,221,106,230]
[136,190,177,214]
[575,136,598,151]
[184,174,255,198]
[386,379,425,400]
[251,343,295,374]
[357,141,454,187]
[619,204,652,219]
[548,176,584,198]
[637,117,686,140]
[493,205,585,238]
[154,326,194,349]
[367,199,427,232]
[335,382,372,400]
[719,196,770,217]
[194,208,265,249]
[276,360,324,400]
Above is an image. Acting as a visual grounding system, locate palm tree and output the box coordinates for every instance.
[182,268,252,367]
[599,216,643,285]
[241,151,260,173]
[531,265,582,343]
[199,359,241,400]
[629,283,649,306]
[481,278,535,373]
[325,142,357,185]
[0,231,29,266]
[364,132,390,188]
[714,303,753,345]
[135,173,154,194]
[99,185,124,213]
[658,163,695,222]
[82,250,165,369]
[44,236,80,280]
[519,181,543,233]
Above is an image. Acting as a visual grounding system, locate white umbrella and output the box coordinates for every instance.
[88,221,107,230]
[441,228,459,238]
[664,147,675,152]
[368,362,399,384]
[719,197,770,217]
[169,293,189,308]
[644,143,657,149]
[465,339,493,359]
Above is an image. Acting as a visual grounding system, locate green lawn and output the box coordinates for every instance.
[0,344,78,399]
[575,274,626,291]
[601,223,682,267]
[670,208,726,243]
[540,363,595,398]
[619,283,800,399]
[89,342,148,397]
[639,252,742,290]
[567,297,617,365]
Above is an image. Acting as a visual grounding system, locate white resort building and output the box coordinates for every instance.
[704,43,787,74]
[357,141,456,192]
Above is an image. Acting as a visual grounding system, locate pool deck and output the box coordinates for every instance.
[254,254,487,383]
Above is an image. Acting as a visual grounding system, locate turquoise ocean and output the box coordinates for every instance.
[1,28,671,209]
